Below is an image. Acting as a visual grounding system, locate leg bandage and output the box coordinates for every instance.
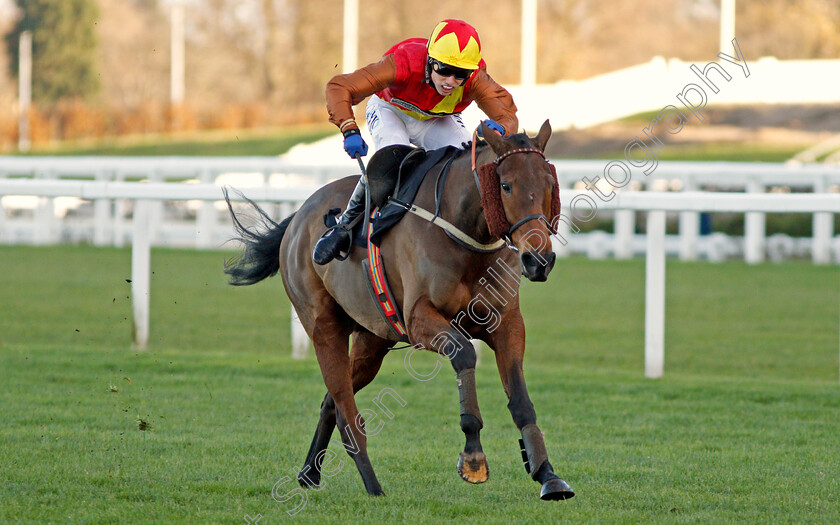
[519,423,548,479]
[457,368,483,427]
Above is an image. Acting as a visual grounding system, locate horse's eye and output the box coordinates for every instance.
[500,182,512,194]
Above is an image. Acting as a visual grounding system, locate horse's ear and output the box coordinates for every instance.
[533,119,552,152]
[480,121,507,155]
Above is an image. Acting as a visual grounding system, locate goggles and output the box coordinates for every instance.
[430,59,472,82]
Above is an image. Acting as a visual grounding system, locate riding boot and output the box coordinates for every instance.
[313,178,367,265]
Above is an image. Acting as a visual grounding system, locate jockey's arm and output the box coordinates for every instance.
[326,55,397,134]
[470,69,519,135]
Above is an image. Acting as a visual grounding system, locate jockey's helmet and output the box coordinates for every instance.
[426,19,482,78]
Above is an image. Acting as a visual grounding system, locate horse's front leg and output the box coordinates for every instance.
[407,297,489,484]
[486,309,575,500]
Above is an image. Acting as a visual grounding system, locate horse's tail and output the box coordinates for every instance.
[223,187,296,286]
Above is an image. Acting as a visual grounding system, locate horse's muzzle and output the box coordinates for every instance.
[520,251,556,282]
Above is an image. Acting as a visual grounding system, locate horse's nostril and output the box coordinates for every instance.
[521,251,553,269]
[545,252,556,270]
[521,252,537,269]
[520,251,556,281]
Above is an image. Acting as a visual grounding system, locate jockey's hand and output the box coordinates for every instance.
[481,119,505,136]
[342,129,368,158]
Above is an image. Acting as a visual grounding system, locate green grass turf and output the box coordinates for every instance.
[0,245,838,523]
[12,125,335,156]
[555,142,808,162]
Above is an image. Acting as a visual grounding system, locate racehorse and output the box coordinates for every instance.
[224,120,574,501]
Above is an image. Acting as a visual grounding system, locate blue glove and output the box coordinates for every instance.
[481,119,505,136]
[343,129,368,158]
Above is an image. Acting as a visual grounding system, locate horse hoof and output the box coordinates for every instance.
[457,451,489,484]
[297,470,320,489]
[540,477,575,501]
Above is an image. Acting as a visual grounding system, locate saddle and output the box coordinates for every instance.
[325,145,460,247]
[323,144,461,341]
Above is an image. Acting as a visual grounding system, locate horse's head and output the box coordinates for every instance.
[478,119,560,282]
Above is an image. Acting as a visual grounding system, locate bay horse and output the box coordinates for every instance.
[224,120,574,501]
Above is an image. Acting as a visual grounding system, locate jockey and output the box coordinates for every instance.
[313,18,519,265]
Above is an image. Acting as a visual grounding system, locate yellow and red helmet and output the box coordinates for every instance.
[427,19,482,71]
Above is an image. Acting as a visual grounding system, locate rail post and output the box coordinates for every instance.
[131,199,152,350]
[645,210,666,378]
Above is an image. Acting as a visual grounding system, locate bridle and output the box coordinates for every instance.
[471,131,554,248]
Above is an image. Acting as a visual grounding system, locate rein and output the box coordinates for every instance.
[385,144,505,253]
[471,131,483,194]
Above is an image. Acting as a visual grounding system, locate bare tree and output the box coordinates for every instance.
[98,0,169,109]
[3,0,838,135]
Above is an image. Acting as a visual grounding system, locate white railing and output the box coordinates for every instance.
[556,160,840,265]
[0,156,354,249]
[559,190,840,379]
[2,157,838,264]
[1,175,839,378]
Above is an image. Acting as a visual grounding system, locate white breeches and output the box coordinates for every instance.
[365,94,471,151]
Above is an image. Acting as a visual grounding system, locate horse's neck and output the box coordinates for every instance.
[438,148,495,245]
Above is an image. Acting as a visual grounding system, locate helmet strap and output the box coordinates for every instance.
[424,55,434,84]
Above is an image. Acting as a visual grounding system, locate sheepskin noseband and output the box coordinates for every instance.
[478,155,561,239]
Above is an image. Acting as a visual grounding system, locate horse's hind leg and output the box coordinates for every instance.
[406,297,489,484]
[298,330,391,489]
[297,392,336,488]
[307,313,386,496]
